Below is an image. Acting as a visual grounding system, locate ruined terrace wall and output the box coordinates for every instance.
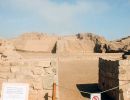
[0,55,57,100]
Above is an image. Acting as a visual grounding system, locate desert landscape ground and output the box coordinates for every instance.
[0,32,129,100]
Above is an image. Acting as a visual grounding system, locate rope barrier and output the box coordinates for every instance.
[57,80,130,95]
[79,86,119,94]
[99,81,130,94]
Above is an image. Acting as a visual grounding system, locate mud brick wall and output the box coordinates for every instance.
[99,58,130,100]
[0,58,57,100]
[118,60,130,100]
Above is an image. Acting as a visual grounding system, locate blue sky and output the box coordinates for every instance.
[0,0,130,40]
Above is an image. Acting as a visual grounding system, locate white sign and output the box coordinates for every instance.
[90,93,101,100]
[1,83,29,100]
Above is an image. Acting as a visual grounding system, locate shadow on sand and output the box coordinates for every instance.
[76,83,114,100]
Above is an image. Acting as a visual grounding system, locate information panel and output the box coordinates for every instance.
[1,83,29,100]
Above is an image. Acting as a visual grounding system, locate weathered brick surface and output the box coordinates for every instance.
[99,58,130,100]
[0,56,57,100]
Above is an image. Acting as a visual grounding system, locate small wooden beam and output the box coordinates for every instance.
[52,83,56,100]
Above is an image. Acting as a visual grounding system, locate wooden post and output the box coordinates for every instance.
[119,89,124,100]
[52,83,56,100]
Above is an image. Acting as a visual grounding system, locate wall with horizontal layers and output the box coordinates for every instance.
[57,38,95,54]
[12,33,58,53]
[0,53,57,100]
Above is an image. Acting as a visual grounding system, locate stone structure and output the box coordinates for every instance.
[99,58,130,100]
[0,38,58,100]
[0,53,57,100]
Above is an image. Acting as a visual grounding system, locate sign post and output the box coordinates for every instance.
[1,83,29,100]
[90,93,101,100]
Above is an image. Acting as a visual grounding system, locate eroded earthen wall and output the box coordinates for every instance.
[99,58,130,100]
[118,60,130,100]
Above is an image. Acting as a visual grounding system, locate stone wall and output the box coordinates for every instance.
[99,58,130,100]
[0,53,57,100]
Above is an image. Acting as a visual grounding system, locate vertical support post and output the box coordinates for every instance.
[52,83,56,100]
[119,89,124,100]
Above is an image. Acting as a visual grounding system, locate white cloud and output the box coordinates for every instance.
[3,0,109,23]
[0,0,110,34]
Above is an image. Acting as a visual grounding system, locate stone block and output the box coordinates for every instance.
[50,60,57,67]
[34,75,42,82]
[42,74,54,90]
[119,67,126,74]
[32,61,39,66]
[1,61,10,66]
[33,81,43,90]
[20,67,33,76]
[33,76,43,90]
[38,61,51,68]
[10,66,20,73]
[119,60,129,66]
[0,73,8,79]
[0,66,10,72]
[15,73,34,85]
[32,67,45,75]
[23,62,29,67]
[44,68,53,74]
[9,61,19,66]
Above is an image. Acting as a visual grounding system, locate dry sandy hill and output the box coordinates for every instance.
[0,39,15,53]
[76,33,108,53]
[116,36,130,51]
[62,33,129,53]
[76,33,107,43]
[1,32,130,54]
[57,34,95,53]
[57,33,108,53]
[0,39,22,61]
[10,32,108,54]
[12,32,58,53]
[80,34,130,53]
[104,36,130,52]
